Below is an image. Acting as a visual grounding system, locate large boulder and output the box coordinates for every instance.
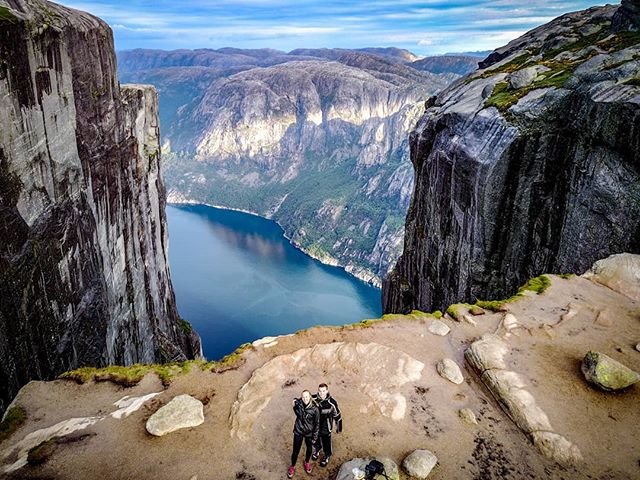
[581,352,640,391]
[612,0,640,31]
[507,66,538,90]
[337,457,399,480]
[146,395,204,436]
[402,449,438,479]
[583,253,640,301]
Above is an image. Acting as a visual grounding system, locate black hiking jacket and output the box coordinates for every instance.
[312,393,342,435]
[293,398,319,441]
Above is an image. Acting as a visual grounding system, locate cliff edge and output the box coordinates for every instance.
[0,255,638,479]
[383,1,640,313]
[0,0,201,416]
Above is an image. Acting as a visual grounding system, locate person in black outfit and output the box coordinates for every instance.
[312,383,342,467]
[288,390,319,478]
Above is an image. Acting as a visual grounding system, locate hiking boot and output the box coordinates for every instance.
[304,462,312,474]
[287,466,295,478]
[320,456,331,467]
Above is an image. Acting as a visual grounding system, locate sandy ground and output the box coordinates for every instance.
[1,274,639,480]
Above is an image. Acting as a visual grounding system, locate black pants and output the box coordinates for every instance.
[315,433,332,457]
[291,434,313,466]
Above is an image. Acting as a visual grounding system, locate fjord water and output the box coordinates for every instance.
[167,204,382,359]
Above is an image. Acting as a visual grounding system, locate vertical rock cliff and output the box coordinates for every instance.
[0,0,200,415]
[384,2,640,313]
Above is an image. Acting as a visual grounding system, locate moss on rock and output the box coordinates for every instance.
[0,405,27,443]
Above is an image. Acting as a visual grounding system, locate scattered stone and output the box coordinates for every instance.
[581,351,640,391]
[428,320,450,336]
[146,395,204,437]
[636,343,640,353]
[498,313,528,337]
[584,253,640,301]
[458,408,478,425]
[469,306,485,315]
[436,359,464,385]
[462,314,477,326]
[402,449,438,479]
[594,310,612,327]
[508,66,538,89]
[337,457,399,480]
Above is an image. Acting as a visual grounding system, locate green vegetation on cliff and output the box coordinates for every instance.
[0,406,27,443]
[60,344,253,387]
[483,28,640,112]
[475,275,551,311]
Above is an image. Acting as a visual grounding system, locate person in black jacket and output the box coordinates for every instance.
[311,383,342,467]
[288,390,319,478]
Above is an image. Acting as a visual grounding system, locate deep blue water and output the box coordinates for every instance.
[166,204,382,360]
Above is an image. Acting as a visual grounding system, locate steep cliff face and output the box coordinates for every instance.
[122,50,449,283]
[0,0,200,415]
[384,2,640,313]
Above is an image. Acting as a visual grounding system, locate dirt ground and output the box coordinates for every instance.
[1,274,639,480]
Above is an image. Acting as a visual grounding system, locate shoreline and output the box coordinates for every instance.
[166,196,382,288]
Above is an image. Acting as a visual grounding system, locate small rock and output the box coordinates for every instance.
[436,359,464,385]
[428,320,450,336]
[458,408,478,425]
[469,306,485,316]
[146,394,204,436]
[531,431,583,466]
[636,343,640,353]
[594,310,612,327]
[337,457,399,480]
[581,351,640,391]
[402,449,438,479]
[462,314,477,326]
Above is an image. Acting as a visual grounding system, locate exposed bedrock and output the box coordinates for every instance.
[0,0,200,416]
[383,3,640,313]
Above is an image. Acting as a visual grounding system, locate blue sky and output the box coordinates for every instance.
[57,0,606,55]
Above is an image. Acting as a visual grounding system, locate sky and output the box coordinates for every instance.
[56,0,606,55]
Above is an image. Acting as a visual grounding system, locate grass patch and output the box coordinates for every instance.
[519,274,551,294]
[354,309,443,328]
[475,274,552,311]
[623,77,640,86]
[484,62,575,112]
[598,30,640,53]
[446,303,468,321]
[478,51,540,79]
[60,343,255,387]
[28,438,57,465]
[481,26,640,112]
[484,82,516,111]
[0,406,27,443]
[558,273,575,279]
[179,318,193,334]
[207,343,252,372]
